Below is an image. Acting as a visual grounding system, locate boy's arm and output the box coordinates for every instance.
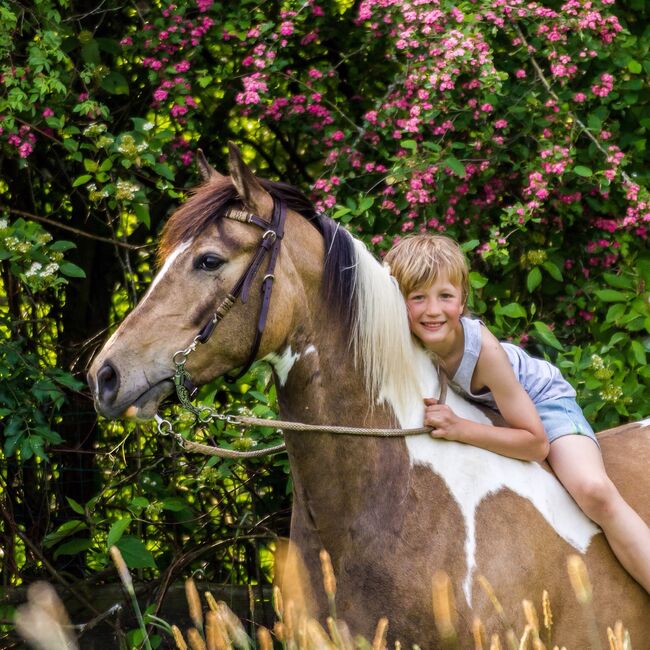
[424,331,550,462]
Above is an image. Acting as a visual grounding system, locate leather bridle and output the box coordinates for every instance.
[173,196,287,396]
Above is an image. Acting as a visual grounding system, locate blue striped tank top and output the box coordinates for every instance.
[450,317,576,408]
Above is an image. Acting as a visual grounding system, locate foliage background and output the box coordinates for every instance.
[0,0,649,646]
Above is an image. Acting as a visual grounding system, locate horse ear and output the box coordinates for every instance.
[196,149,225,182]
[227,142,274,220]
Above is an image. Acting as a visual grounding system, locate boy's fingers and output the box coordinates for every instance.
[423,397,439,406]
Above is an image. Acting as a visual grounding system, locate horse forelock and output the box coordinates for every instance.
[157,176,321,265]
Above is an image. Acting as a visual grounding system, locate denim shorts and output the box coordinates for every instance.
[535,397,599,447]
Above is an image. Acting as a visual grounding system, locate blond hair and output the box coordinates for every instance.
[384,234,469,302]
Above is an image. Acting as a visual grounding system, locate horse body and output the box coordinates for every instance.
[88,147,650,647]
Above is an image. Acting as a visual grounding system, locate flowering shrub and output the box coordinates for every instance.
[0,0,648,612]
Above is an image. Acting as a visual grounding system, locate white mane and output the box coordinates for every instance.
[350,238,444,423]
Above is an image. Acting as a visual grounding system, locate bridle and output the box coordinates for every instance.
[171,195,287,403]
[157,195,445,458]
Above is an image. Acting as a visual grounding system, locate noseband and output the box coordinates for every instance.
[173,196,287,400]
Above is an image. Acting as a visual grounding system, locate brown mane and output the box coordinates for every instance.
[158,177,320,264]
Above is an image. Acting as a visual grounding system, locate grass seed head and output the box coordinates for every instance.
[472,617,486,650]
[257,626,273,650]
[372,617,389,650]
[188,627,207,650]
[566,555,592,604]
[206,610,229,650]
[205,591,219,613]
[320,549,337,599]
[518,624,532,650]
[109,546,134,594]
[185,578,203,631]
[432,571,457,640]
[172,625,188,650]
[522,600,539,634]
[273,585,284,619]
[541,590,552,632]
[490,634,502,650]
[477,575,505,617]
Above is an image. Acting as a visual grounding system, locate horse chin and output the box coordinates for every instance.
[122,380,175,420]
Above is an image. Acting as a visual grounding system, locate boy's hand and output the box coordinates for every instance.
[423,397,461,441]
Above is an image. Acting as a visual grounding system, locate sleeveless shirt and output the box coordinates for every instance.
[450,317,576,408]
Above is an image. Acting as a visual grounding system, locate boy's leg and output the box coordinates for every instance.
[547,434,650,593]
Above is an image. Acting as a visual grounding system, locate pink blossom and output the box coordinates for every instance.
[280,21,294,36]
[175,60,191,73]
[42,107,54,118]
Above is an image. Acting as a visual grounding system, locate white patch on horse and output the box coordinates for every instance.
[265,346,301,386]
[145,239,193,298]
[638,417,650,428]
[401,361,598,605]
[304,344,317,356]
[349,236,599,606]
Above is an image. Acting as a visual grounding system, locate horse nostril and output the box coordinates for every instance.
[96,361,119,404]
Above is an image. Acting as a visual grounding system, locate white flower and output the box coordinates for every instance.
[25,262,42,277]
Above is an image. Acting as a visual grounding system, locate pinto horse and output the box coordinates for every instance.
[88,145,650,647]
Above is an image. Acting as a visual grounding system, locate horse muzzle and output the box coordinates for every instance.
[88,360,175,420]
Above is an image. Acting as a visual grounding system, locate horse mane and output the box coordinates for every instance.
[159,175,432,419]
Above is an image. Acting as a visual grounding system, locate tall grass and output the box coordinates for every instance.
[14,550,633,650]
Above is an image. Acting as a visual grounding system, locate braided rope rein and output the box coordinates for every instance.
[155,371,448,459]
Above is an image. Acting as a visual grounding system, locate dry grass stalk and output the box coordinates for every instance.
[522,600,539,635]
[297,613,309,650]
[273,621,286,642]
[336,618,355,650]
[109,546,133,594]
[273,584,284,620]
[186,578,204,633]
[490,634,502,650]
[206,610,230,650]
[187,627,207,650]
[532,639,546,650]
[216,601,249,650]
[319,549,337,599]
[566,555,592,604]
[472,617,486,650]
[172,625,189,650]
[284,599,296,645]
[432,571,457,641]
[506,629,518,650]
[306,618,334,650]
[205,591,219,613]
[14,582,78,650]
[518,624,532,650]
[477,575,505,618]
[257,626,273,650]
[327,615,344,649]
[372,617,389,650]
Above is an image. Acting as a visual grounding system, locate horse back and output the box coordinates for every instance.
[598,420,650,522]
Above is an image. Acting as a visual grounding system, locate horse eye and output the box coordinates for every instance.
[195,253,224,271]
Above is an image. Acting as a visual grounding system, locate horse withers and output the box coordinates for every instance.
[88,144,650,647]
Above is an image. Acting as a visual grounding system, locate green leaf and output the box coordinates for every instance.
[160,497,187,512]
[628,60,642,74]
[605,303,626,324]
[59,261,86,278]
[133,203,150,229]
[497,302,527,318]
[630,340,646,365]
[50,240,77,252]
[527,267,542,292]
[107,517,132,548]
[594,289,628,303]
[444,156,466,178]
[72,174,92,187]
[54,538,91,559]
[460,239,479,253]
[532,321,563,351]
[115,536,156,569]
[542,261,563,282]
[153,163,175,181]
[573,166,593,177]
[43,520,87,548]
[101,72,129,95]
[66,497,85,515]
[357,196,374,213]
[401,139,417,151]
[603,272,633,290]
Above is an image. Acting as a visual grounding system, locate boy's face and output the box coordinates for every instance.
[404,274,465,352]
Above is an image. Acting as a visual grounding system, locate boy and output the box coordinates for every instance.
[384,233,650,593]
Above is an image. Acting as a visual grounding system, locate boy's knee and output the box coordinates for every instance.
[572,476,619,522]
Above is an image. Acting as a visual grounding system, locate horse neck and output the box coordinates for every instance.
[269,230,431,542]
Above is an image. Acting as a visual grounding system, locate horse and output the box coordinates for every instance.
[88,144,650,647]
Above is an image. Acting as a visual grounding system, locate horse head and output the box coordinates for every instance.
[88,144,327,420]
